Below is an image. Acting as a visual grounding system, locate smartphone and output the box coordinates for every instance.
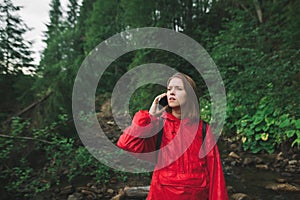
[159,96,168,107]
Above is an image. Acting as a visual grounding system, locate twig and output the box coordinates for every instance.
[15,92,53,117]
[0,134,53,145]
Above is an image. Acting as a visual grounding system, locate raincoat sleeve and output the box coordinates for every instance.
[117,110,159,153]
[205,126,229,200]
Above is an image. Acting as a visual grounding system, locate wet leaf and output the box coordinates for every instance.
[261,133,269,141]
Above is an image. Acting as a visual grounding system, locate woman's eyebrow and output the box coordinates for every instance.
[167,85,183,89]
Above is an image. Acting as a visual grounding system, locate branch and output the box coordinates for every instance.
[2,92,53,128]
[253,0,263,23]
[15,91,53,117]
[0,134,53,145]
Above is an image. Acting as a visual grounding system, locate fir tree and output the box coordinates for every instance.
[0,0,35,74]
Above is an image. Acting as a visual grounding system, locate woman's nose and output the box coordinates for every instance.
[169,88,175,95]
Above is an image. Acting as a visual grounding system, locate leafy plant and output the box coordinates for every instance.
[235,97,299,153]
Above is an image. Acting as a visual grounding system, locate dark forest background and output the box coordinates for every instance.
[0,0,299,198]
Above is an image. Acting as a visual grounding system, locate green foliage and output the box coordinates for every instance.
[0,115,130,198]
[2,3,300,199]
[234,97,300,153]
[129,84,164,116]
[0,0,35,74]
[210,4,299,153]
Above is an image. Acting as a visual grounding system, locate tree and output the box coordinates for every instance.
[0,0,35,74]
[39,0,63,72]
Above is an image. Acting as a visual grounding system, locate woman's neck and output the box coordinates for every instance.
[172,107,181,119]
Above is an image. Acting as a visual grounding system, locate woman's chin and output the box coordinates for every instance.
[169,104,180,109]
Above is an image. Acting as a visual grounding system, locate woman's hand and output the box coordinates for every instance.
[149,93,168,117]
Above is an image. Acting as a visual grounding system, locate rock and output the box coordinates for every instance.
[67,193,83,200]
[110,177,118,184]
[242,157,253,166]
[283,159,289,164]
[276,152,284,161]
[111,194,123,200]
[124,186,150,198]
[231,193,251,200]
[254,156,263,164]
[107,121,115,125]
[276,178,287,183]
[281,172,292,177]
[229,152,240,159]
[255,164,268,170]
[292,154,300,160]
[288,160,297,165]
[265,183,300,192]
[111,189,125,200]
[230,143,238,149]
[87,183,93,187]
[60,185,74,195]
[226,185,235,193]
[107,189,114,194]
[84,191,97,199]
[230,161,237,166]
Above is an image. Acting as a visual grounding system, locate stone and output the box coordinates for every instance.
[229,151,240,159]
[67,193,83,200]
[226,185,235,193]
[231,193,251,200]
[276,152,284,161]
[255,164,269,170]
[288,160,297,165]
[254,156,263,164]
[230,143,238,149]
[107,189,114,194]
[60,185,73,195]
[124,186,150,198]
[242,157,253,166]
[111,189,125,200]
[265,183,300,192]
[276,178,287,183]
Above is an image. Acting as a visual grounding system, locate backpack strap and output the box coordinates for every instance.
[202,120,207,155]
[155,117,164,160]
[202,120,207,141]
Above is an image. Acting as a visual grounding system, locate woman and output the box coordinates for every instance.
[117,73,229,200]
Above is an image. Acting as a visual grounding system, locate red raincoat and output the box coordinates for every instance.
[117,110,229,200]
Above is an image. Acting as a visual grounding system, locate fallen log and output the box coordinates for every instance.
[111,186,150,200]
[124,186,150,198]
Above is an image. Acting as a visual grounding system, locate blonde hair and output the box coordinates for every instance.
[166,72,200,121]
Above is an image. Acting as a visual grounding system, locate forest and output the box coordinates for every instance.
[0,0,299,199]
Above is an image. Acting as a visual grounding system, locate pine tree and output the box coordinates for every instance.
[32,0,65,124]
[39,0,63,72]
[0,0,35,74]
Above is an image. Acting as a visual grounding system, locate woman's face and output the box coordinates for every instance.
[167,77,187,108]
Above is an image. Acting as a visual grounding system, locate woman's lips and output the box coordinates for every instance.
[169,97,176,101]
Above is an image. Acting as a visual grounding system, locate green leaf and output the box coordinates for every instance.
[286,130,295,138]
[279,119,291,128]
[294,119,300,129]
[246,129,255,136]
[253,116,264,125]
[241,119,248,127]
[263,125,269,131]
[265,117,275,126]
[255,134,261,141]
[255,124,263,132]
[292,138,300,147]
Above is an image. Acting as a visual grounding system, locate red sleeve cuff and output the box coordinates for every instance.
[133,110,157,126]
